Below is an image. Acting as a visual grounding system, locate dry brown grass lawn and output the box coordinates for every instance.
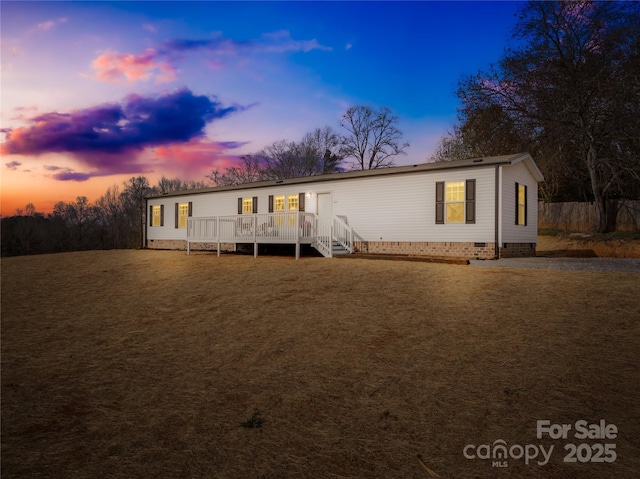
[2,250,639,478]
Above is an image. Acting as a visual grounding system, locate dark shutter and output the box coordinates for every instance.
[435,181,444,224]
[188,201,193,217]
[238,197,243,215]
[299,193,305,212]
[150,205,153,226]
[160,204,164,227]
[252,196,258,214]
[524,185,528,226]
[268,195,274,213]
[515,182,519,225]
[465,179,476,224]
[175,203,179,229]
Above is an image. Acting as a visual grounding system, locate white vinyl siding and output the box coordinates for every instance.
[146,160,541,246]
[501,161,538,243]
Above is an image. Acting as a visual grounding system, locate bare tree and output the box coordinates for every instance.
[208,155,265,186]
[428,128,475,163]
[338,106,409,170]
[121,176,151,248]
[296,126,343,175]
[157,176,207,194]
[259,140,305,179]
[96,185,123,248]
[209,127,344,185]
[261,128,344,179]
[457,1,640,231]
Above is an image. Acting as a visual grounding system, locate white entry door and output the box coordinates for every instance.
[317,193,333,223]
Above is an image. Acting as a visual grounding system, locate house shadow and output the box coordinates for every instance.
[234,243,323,257]
[536,249,598,258]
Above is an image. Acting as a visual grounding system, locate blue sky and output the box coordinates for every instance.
[1,1,524,215]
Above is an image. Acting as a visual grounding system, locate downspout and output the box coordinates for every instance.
[144,197,148,249]
[494,165,500,259]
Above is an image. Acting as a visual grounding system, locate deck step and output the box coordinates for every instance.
[332,242,347,251]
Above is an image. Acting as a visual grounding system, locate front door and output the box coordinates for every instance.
[317,193,333,223]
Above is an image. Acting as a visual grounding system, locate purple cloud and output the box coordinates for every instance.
[1,88,246,179]
[6,161,22,170]
[51,170,95,182]
[2,88,242,156]
[161,31,331,56]
[91,31,331,84]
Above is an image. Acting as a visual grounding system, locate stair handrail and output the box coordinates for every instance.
[313,215,333,258]
[332,215,354,253]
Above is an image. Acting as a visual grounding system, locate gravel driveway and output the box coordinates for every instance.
[469,257,640,272]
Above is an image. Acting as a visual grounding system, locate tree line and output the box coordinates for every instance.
[1,176,207,257]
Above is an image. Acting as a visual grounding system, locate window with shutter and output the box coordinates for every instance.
[436,180,477,224]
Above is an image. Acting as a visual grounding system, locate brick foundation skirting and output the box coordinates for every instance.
[499,242,537,258]
[355,241,536,259]
[148,239,536,259]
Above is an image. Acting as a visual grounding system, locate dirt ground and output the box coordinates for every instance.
[2,249,639,478]
[537,232,640,258]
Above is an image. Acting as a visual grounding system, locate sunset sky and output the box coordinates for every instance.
[1,1,523,216]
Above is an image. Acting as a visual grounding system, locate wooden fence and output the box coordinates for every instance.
[538,200,640,232]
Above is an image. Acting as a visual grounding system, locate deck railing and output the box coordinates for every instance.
[186,211,353,258]
[187,216,217,242]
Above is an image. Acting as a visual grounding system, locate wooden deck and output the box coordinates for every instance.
[187,212,353,259]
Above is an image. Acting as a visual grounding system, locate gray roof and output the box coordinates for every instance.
[147,152,542,199]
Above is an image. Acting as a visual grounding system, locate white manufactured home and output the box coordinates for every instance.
[145,152,544,260]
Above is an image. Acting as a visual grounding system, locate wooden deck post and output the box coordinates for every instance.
[295,212,301,260]
[217,216,221,257]
[253,215,258,258]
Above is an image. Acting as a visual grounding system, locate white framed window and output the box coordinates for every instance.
[178,203,189,228]
[287,194,299,211]
[274,195,285,212]
[152,205,163,227]
[516,183,527,226]
[445,181,465,223]
[435,180,475,224]
[242,198,253,214]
